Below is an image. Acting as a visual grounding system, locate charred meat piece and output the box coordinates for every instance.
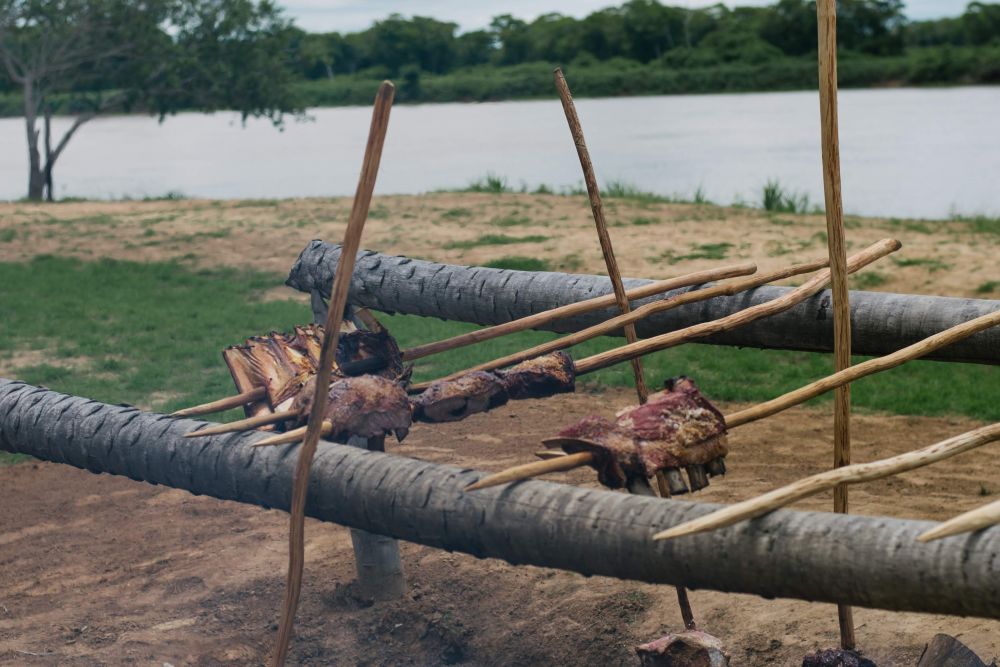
[223,326,411,420]
[412,371,509,423]
[545,376,728,491]
[291,374,412,442]
[499,351,576,399]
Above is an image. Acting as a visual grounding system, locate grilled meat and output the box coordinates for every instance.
[545,377,728,491]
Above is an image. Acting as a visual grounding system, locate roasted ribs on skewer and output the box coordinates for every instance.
[543,377,728,493]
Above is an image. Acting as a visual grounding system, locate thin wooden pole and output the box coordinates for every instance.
[725,309,1000,428]
[169,386,266,417]
[270,81,394,667]
[554,66,696,629]
[401,263,755,362]
[816,0,855,648]
[553,67,649,402]
[919,497,1000,542]
[653,423,1000,541]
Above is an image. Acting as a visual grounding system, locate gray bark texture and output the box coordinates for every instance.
[3,378,1000,619]
[287,242,1000,365]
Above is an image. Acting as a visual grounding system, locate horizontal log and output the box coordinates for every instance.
[2,378,999,619]
[286,242,1000,364]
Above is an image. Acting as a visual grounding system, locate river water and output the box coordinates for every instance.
[2,86,998,219]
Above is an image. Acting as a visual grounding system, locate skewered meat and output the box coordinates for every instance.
[412,371,509,423]
[412,352,576,423]
[290,374,412,442]
[222,326,410,420]
[544,377,728,491]
[501,351,576,399]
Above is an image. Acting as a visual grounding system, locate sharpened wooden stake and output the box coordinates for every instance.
[555,65,698,630]
[918,497,1000,542]
[653,423,1000,541]
[725,309,1000,429]
[185,410,298,437]
[465,451,595,491]
[169,386,266,417]
[400,263,756,362]
[271,81,394,667]
[573,238,900,375]
[816,0,855,648]
[251,421,333,447]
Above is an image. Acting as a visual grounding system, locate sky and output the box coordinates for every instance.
[280,0,971,34]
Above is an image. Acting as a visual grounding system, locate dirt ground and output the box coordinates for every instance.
[1,392,998,666]
[0,193,996,298]
[1,195,998,665]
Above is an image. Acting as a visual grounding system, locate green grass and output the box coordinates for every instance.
[851,271,889,289]
[891,257,951,272]
[761,179,814,214]
[976,281,998,295]
[443,234,548,250]
[1,257,996,466]
[654,242,734,264]
[482,256,551,271]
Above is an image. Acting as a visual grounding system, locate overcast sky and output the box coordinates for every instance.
[281,0,971,33]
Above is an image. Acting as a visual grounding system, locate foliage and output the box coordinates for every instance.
[0,0,302,200]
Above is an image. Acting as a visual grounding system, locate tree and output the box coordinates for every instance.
[0,0,301,202]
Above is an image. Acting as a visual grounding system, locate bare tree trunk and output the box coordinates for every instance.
[23,78,45,202]
[43,107,54,202]
[1,378,999,619]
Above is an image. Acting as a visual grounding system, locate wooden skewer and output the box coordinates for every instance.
[400,262,756,362]
[410,257,824,391]
[185,410,298,438]
[725,309,1000,428]
[652,423,1000,542]
[252,421,332,447]
[271,81,394,667]
[918,497,1000,542]
[572,238,900,375]
[465,451,595,492]
[816,0,855,647]
[169,386,266,417]
[535,449,568,460]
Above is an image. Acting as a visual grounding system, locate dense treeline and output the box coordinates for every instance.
[1,0,998,111]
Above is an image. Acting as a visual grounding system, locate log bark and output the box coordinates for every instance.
[287,242,999,365]
[2,378,1000,619]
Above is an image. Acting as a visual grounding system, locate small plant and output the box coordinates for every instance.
[654,242,733,264]
[441,208,473,219]
[975,280,998,294]
[463,172,512,194]
[602,179,670,203]
[0,229,16,243]
[484,256,551,271]
[692,185,709,205]
[761,179,811,214]
[631,217,656,226]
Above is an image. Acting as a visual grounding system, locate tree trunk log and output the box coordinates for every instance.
[287,242,999,365]
[2,378,1000,619]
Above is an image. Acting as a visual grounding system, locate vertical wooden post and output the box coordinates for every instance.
[347,435,407,600]
[816,0,856,650]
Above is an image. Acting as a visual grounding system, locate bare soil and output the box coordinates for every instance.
[1,193,996,297]
[1,392,998,666]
